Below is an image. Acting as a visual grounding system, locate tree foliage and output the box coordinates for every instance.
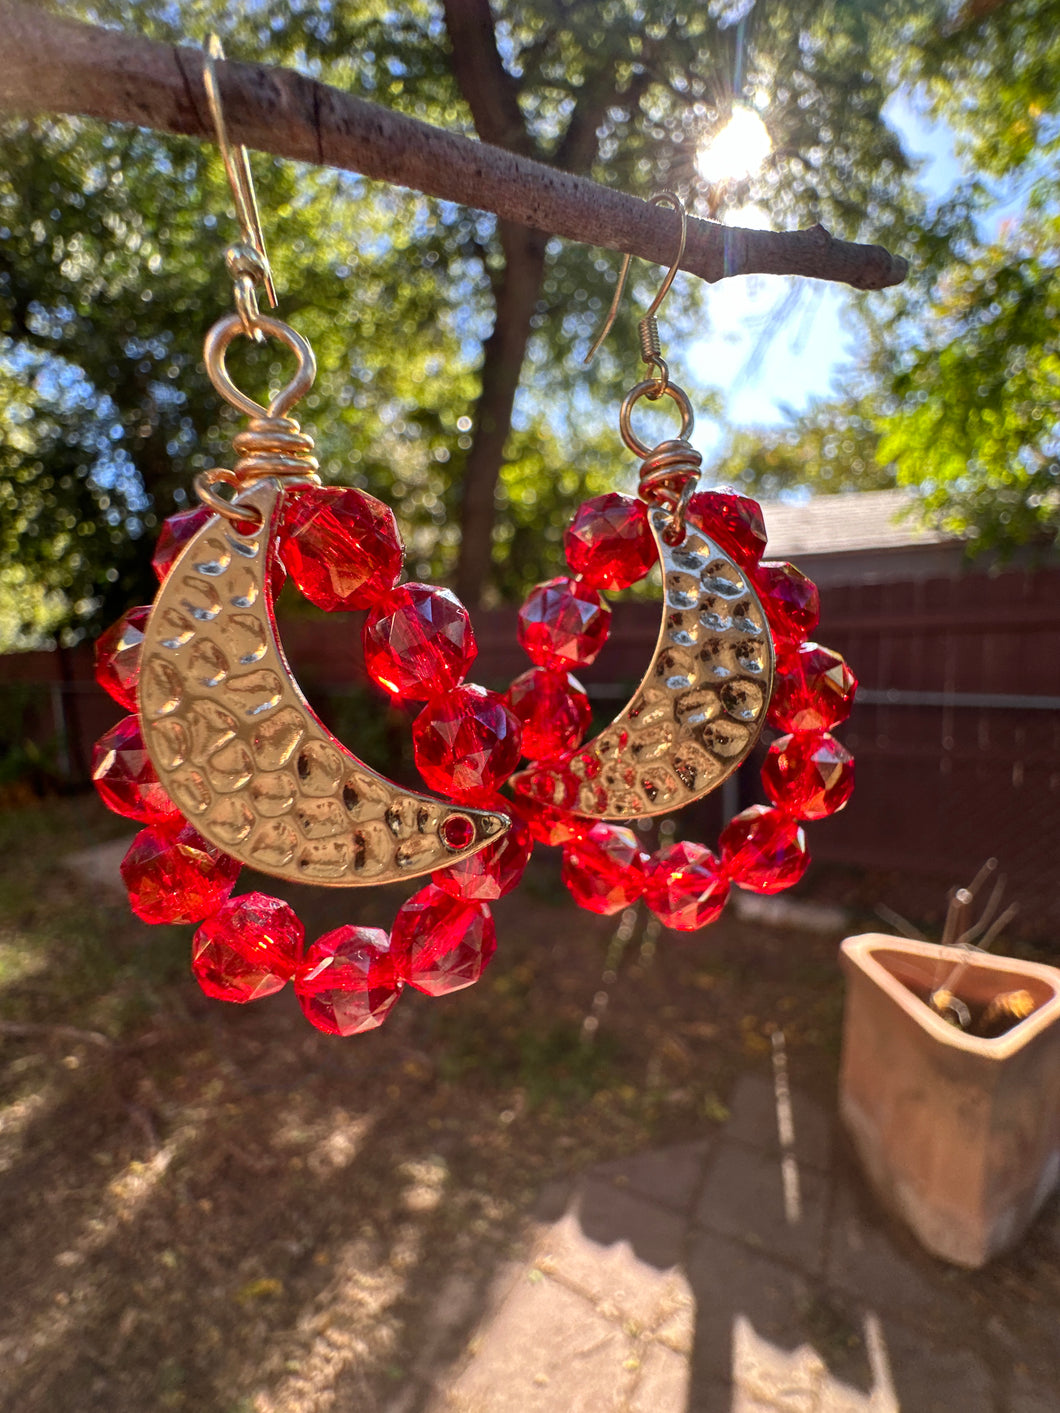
[724,2,1060,552]
[4,0,1055,651]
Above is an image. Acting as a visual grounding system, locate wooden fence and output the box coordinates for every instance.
[4,565,1059,933]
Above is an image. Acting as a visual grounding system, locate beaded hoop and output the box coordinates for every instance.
[500,485,857,927]
[93,487,528,1037]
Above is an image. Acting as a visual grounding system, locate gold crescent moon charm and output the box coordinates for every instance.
[138,479,508,884]
[512,504,775,818]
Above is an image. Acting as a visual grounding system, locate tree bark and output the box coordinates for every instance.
[454,221,547,607]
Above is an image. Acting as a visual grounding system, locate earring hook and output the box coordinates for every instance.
[583,191,688,370]
[202,34,277,336]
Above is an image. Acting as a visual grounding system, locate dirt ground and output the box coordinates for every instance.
[0,795,1055,1412]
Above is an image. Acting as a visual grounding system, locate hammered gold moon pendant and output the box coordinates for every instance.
[513,505,775,819]
[138,478,508,885]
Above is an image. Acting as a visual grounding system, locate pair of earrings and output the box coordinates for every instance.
[91,41,857,1038]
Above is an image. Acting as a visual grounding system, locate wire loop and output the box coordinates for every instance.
[619,379,695,459]
[193,468,265,528]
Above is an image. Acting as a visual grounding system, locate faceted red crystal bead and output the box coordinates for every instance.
[505,667,592,761]
[768,642,858,733]
[92,715,179,823]
[121,818,240,924]
[192,892,304,1003]
[646,841,730,931]
[518,577,611,671]
[719,805,809,895]
[152,504,213,583]
[390,884,496,996]
[761,730,855,820]
[508,793,591,848]
[511,760,584,814]
[412,683,522,803]
[561,822,649,915]
[364,582,477,700]
[752,561,820,646]
[94,605,151,711]
[685,487,768,569]
[294,925,401,1035]
[278,485,403,612]
[433,803,532,901]
[564,492,656,590]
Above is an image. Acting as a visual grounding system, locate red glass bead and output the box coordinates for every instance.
[92,715,179,823]
[753,561,820,646]
[433,803,532,901]
[508,793,591,848]
[364,583,477,700]
[511,760,583,814]
[646,841,730,931]
[685,487,768,569]
[278,485,403,612]
[768,642,858,733]
[720,805,808,895]
[192,892,304,1003]
[390,884,496,996]
[518,577,611,671]
[505,667,592,761]
[564,492,656,590]
[152,504,213,583]
[295,925,401,1035]
[94,605,151,711]
[412,684,522,803]
[561,822,649,915]
[762,730,855,820]
[121,818,240,924]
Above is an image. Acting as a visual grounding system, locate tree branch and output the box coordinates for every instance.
[0,2,908,291]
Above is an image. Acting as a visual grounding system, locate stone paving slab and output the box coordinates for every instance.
[823,1173,972,1335]
[627,1341,691,1412]
[724,1073,836,1174]
[438,1271,638,1413]
[425,1079,1055,1413]
[684,1230,818,1401]
[534,1189,688,1331]
[590,1141,712,1216]
[695,1139,830,1274]
[875,1318,994,1413]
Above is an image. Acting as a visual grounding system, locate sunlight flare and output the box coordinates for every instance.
[696,104,772,185]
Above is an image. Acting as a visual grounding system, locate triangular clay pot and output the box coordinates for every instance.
[839,933,1060,1268]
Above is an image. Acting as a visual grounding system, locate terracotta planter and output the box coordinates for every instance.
[838,933,1060,1268]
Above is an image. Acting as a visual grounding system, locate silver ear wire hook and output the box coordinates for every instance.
[202,34,278,340]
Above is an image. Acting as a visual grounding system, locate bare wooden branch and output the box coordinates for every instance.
[0,1,908,291]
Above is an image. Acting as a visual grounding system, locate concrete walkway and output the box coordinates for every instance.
[422,1073,1059,1413]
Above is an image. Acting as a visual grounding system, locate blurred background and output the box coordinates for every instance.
[1,5,1059,1409]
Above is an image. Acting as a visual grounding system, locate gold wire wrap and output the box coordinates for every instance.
[194,312,320,525]
[637,437,702,541]
[231,418,319,481]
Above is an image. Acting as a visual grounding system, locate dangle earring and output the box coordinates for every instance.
[498,192,858,928]
[92,38,529,1036]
